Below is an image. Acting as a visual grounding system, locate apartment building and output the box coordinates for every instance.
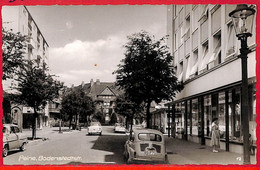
[166,4,256,154]
[2,6,50,129]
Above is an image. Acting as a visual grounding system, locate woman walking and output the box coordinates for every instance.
[211,118,220,152]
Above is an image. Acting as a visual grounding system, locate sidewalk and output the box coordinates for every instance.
[22,127,86,145]
[165,137,257,165]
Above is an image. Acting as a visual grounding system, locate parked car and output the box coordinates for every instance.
[123,128,168,164]
[114,123,126,133]
[88,122,102,135]
[3,124,28,157]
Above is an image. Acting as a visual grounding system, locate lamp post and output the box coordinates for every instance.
[229,4,255,164]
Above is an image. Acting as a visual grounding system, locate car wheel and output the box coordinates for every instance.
[20,142,26,151]
[3,145,8,157]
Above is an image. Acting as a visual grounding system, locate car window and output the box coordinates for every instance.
[91,122,101,126]
[138,133,162,142]
[14,127,20,133]
[3,127,7,133]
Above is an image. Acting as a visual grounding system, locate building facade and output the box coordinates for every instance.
[166,4,256,154]
[79,79,123,124]
[2,6,50,129]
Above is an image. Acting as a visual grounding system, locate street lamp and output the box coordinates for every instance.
[229,4,255,164]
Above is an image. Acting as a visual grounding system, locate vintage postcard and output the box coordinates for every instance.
[1,1,258,167]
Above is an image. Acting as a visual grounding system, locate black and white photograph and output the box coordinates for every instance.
[2,4,257,165]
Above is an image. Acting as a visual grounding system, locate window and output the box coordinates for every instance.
[204,95,212,137]
[191,6,200,32]
[178,61,183,82]
[138,133,162,142]
[208,32,221,69]
[184,16,190,40]
[187,100,191,135]
[211,5,221,35]
[226,22,237,57]
[229,88,242,143]
[192,98,199,135]
[246,6,256,47]
[185,56,191,80]
[218,92,226,139]
[198,42,209,74]
[192,29,198,50]
[190,50,198,78]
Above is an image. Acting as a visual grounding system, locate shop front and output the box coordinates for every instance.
[170,81,256,154]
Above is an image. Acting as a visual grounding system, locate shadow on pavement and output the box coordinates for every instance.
[88,134,128,164]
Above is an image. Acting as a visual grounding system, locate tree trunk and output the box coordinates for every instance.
[146,101,151,128]
[69,115,72,130]
[32,107,38,140]
[130,115,133,137]
[125,115,129,130]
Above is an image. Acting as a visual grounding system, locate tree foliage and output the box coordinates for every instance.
[2,29,28,80]
[14,61,63,138]
[114,94,145,130]
[114,31,183,128]
[61,87,94,129]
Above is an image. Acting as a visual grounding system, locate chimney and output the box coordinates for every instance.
[96,79,100,85]
[81,81,84,88]
[90,79,94,87]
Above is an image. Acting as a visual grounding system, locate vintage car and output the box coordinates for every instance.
[123,128,168,164]
[88,122,102,135]
[3,124,28,157]
[114,123,126,133]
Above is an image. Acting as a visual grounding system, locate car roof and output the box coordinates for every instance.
[132,128,163,135]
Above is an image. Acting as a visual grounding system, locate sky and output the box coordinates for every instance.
[25,5,167,87]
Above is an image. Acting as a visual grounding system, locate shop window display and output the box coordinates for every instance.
[192,98,198,135]
[204,95,212,137]
[218,92,226,139]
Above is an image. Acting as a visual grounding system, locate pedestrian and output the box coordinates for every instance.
[211,118,220,153]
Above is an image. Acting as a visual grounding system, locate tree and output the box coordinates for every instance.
[109,113,118,125]
[61,87,94,129]
[114,94,144,131]
[2,29,28,80]
[114,31,183,128]
[14,61,63,139]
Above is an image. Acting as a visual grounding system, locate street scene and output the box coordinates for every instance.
[2,4,257,165]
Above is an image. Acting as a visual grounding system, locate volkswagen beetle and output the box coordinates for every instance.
[3,124,28,157]
[123,128,168,164]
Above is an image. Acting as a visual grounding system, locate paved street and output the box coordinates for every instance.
[3,126,257,165]
[4,126,128,165]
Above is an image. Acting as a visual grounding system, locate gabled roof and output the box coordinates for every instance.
[75,81,123,101]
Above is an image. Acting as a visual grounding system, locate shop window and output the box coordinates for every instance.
[192,98,199,136]
[226,22,238,57]
[228,88,242,143]
[190,50,198,78]
[218,92,226,139]
[198,41,209,74]
[249,85,256,145]
[204,95,212,137]
[187,100,191,135]
[208,32,221,69]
